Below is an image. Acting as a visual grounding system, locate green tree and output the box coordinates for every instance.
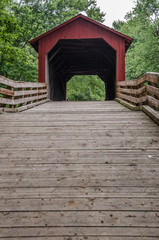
[112,20,125,32]
[113,0,159,80]
[0,0,105,83]
[11,0,105,47]
[67,75,105,101]
[0,0,38,81]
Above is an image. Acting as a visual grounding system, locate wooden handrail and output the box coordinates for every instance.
[117,72,159,87]
[117,72,159,107]
[0,76,48,112]
[116,72,159,124]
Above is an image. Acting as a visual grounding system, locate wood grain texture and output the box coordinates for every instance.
[0,101,159,239]
[143,105,159,125]
[116,72,159,125]
[0,75,48,112]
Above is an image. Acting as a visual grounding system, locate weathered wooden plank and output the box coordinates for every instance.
[117,72,159,87]
[2,238,158,240]
[24,102,131,112]
[0,226,159,238]
[16,99,49,112]
[115,98,141,110]
[0,169,158,180]
[0,137,158,149]
[14,82,47,88]
[2,107,17,113]
[0,75,47,88]
[0,75,16,87]
[0,109,149,120]
[146,72,159,85]
[0,173,158,186]
[0,150,158,164]
[0,175,158,188]
[0,87,14,96]
[0,114,156,123]
[146,95,159,108]
[143,105,159,125]
[146,85,159,98]
[0,119,154,126]
[14,88,47,97]
[0,211,159,227]
[0,124,157,134]
[0,129,158,139]
[117,93,146,104]
[0,97,14,105]
[117,73,147,87]
[0,148,159,159]
[2,99,49,113]
[0,186,158,199]
[1,163,159,171]
[0,111,149,118]
[0,115,151,122]
[0,197,158,211]
[117,79,142,87]
[0,93,48,106]
[0,116,152,122]
[117,86,146,95]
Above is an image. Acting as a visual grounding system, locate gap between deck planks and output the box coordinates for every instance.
[0,101,159,239]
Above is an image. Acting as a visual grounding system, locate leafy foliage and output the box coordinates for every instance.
[0,0,105,83]
[113,0,159,80]
[67,75,105,101]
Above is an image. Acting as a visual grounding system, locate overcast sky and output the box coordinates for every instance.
[96,0,136,27]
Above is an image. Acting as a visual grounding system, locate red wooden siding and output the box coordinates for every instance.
[29,14,133,83]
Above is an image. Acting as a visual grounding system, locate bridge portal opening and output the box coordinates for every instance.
[47,38,116,101]
[67,75,105,101]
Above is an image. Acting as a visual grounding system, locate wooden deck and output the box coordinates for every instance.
[0,101,159,239]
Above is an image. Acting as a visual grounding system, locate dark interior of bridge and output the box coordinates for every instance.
[48,38,116,101]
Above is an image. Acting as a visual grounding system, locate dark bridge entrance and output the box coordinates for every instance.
[48,38,116,101]
[29,14,133,101]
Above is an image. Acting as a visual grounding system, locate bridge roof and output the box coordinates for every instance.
[29,14,133,52]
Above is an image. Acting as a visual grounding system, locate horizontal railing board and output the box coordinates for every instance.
[3,99,49,113]
[17,99,49,112]
[117,93,146,104]
[146,85,159,98]
[146,95,159,108]
[15,93,48,105]
[117,74,146,87]
[116,72,159,125]
[115,98,141,110]
[0,87,14,96]
[0,76,16,88]
[145,72,159,85]
[142,105,159,125]
[0,76,47,88]
[0,94,47,105]
[117,72,159,87]
[0,75,48,112]
[0,98,14,105]
[117,86,146,95]
[14,88,47,97]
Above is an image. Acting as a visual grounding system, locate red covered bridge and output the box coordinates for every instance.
[29,14,133,101]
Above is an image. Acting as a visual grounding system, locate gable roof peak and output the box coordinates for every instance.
[29,14,133,52]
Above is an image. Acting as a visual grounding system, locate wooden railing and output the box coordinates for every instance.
[116,72,159,124]
[0,76,48,113]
